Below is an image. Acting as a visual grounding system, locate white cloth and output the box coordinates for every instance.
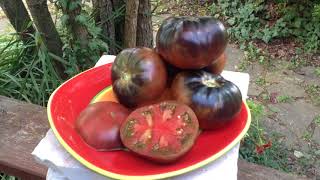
[32,55,250,180]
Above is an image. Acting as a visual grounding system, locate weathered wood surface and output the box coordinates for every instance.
[0,96,49,179]
[0,95,311,179]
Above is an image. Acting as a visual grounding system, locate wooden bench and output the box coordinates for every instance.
[0,95,311,180]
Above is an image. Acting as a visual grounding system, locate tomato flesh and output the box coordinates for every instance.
[120,101,199,163]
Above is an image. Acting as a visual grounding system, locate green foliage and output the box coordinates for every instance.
[287,57,308,70]
[315,67,320,77]
[276,95,293,103]
[305,84,320,106]
[54,0,109,76]
[315,115,320,126]
[210,0,320,53]
[0,173,18,180]
[0,33,65,106]
[240,100,292,172]
[255,77,266,86]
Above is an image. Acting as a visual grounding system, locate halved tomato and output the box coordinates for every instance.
[120,101,199,163]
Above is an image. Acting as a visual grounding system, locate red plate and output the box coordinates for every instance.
[47,63,251,180]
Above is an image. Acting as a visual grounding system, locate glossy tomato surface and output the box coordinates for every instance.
[203,52,227,75]
[75,101,130,151]
[156,16,228,69]
[120,101,199,163]
[171,71,242,130]
[111,48,167,108]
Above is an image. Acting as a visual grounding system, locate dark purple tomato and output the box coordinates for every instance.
[111,47,167,108]
[171,71,242,130]
[156,16,228,69]
[120,101,199,163]
[202,52,227,75]
[75,101,130,151]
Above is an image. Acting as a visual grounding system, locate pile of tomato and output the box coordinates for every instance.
[75,16,243,163]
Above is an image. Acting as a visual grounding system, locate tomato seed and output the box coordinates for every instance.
[160,102,176,113]
[123,119,137,138]
[181,133,191,145]
[181,112,192,125]
[176,128,184,135]
[152,143,160,151]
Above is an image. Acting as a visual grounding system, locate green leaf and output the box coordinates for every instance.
[69,1,81,11]
[294,18,302,28]
[59,0,68,10]
[60,14,69,25]
[75,15,87,24]
[227,17,236,25]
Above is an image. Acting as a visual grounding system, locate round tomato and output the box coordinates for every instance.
[171,71,242,130]
[203,52,227,75]
[111,48,167,108]
[120,101,199,163]
[75,101,130,151]
[156,16,228,69]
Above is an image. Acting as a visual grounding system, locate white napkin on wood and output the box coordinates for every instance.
[32,55,250,180]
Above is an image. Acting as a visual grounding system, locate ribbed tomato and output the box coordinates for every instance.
[156,16,228,69]
[75,102,130,151]
[120,101,199,163]
[111,47,167,108]
[171,71,242,130]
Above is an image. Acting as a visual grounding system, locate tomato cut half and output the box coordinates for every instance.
[120,101,199,163]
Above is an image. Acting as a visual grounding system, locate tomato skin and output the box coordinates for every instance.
[171,71,242,130]
[75,102,130,151]
[165,52,227,87]
[120,101,199,163]
[111,47,167,108]
[156,16,228,69]
[137,88,174,108]
[202,52,226,75]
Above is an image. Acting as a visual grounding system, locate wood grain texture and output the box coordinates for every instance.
[0,95,49,179]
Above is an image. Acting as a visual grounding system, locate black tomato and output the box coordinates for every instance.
[171,71,242,130]
[156,16,228,69]
[75,102,130,151]
[111,47,167,108]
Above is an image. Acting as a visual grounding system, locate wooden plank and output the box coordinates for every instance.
[0,96,49,179]
[0,95,311,179]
